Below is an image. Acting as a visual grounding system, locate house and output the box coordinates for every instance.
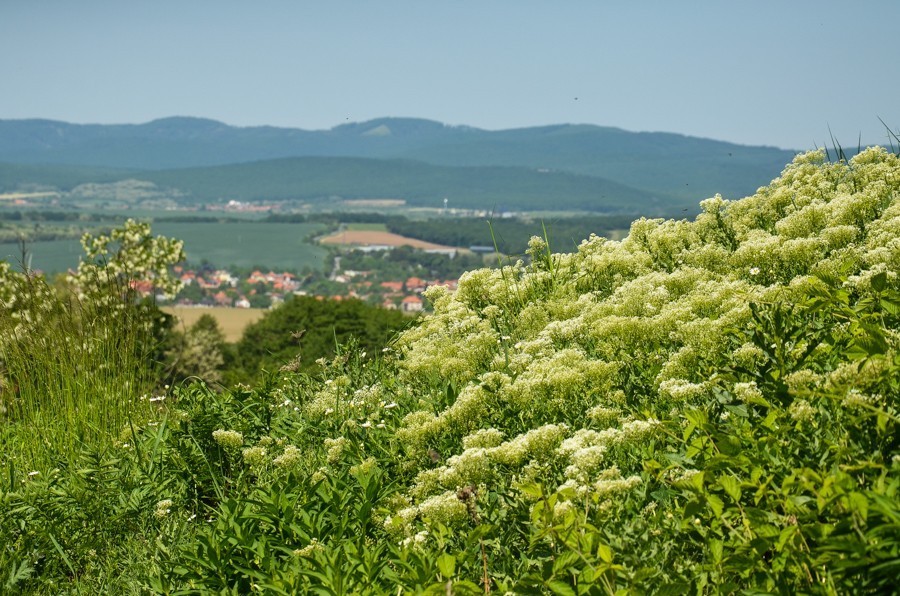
[405,277,427,293]
[129,279,154,297]
[401,295,424,313]
[380,281,403,292]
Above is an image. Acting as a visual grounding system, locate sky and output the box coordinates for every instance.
[1,0,898,150]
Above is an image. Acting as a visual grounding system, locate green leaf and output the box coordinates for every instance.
[553,551,581,575]
[719,476,742,503]
[707,494,724,518]
[852,331,889,357]
[436,553,456,579]
[4,559,33,590]
[547,579,577,596]
[849,491,869,521]
[519,482,544,499]
[691,470,706,493]
[596,543,613,564]
[709,539,723,564]
[871,271,887,292]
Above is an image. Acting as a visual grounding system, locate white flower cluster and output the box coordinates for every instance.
[407,424,569,502]
[273,445,302,469]
[324,437,349,464]
[293,538,323,557]
[154,498,174,518]
[242,446,267,467]
[212,429,244,449]
[363,148,900,524]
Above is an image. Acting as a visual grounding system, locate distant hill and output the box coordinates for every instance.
[0,162,138,192]
[0,157,685,214]
[0,117,801,202]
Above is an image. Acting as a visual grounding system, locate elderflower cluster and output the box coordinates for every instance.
[394,491,468,528]
[154,499,174,518]
[242,446,268,467]
[324,437,349,464]
[733,381,764,404]
[274,445,302,469]
[788,399,816,422]
[407,424,568,501]
[293,538,323,557]
[212,429,244,449]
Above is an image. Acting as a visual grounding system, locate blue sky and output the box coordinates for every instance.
[1,0,897,150]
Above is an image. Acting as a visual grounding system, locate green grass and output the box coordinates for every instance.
[0,274,159,472]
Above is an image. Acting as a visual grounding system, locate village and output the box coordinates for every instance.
[132,263,459,314]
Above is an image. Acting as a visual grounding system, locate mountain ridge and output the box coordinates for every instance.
[0,116,803,205]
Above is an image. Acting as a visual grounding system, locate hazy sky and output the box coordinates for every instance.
[2,1,897,150]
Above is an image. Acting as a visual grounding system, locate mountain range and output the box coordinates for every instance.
[0,117,802,214]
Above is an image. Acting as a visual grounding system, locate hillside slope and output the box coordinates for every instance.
[140,156,685,212]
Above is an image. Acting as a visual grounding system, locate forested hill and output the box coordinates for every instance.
[139,157,685,212]
[0,117,798,202]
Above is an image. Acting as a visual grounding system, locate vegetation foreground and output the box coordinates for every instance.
[0,148,898,594]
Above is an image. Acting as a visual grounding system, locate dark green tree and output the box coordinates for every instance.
[232,296,410,379]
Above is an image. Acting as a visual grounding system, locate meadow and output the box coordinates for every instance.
[0,148,898,594]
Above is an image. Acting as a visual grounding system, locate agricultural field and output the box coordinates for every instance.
[163,306,267,342]
[2,221,329,274]
[155,222,328,271]
[318,229,456,251]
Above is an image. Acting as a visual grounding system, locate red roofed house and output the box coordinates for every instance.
[401,295,424,313]
[405,277,427,293]
[380,281,403,292]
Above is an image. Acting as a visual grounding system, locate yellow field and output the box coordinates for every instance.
[319,230,455,250]
[163,306,267,342]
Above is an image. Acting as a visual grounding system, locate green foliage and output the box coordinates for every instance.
[231,295,410,380]
[339,245,485,282]
[165,314,228,386]
[386,214,636,255]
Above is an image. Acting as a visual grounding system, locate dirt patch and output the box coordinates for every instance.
[319,230,456,251]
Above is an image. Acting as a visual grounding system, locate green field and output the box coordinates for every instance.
[1,221,329,274]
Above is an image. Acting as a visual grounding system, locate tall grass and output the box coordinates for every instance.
[0,271,160,475]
